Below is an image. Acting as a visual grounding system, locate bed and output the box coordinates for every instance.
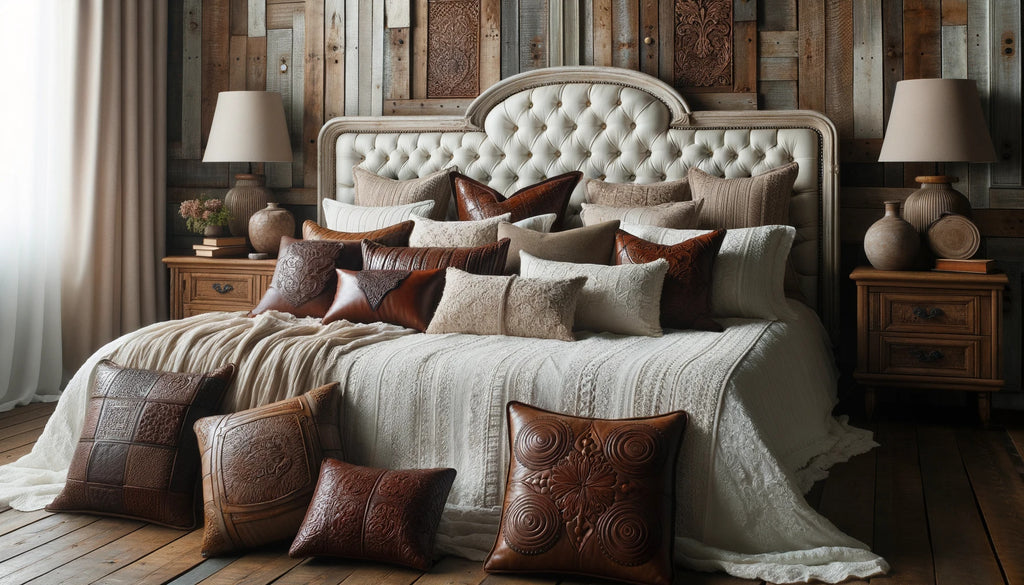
[0,67,886,583]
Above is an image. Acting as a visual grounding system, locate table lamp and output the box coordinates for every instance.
[203,91,293,237]
[878,78,997,233]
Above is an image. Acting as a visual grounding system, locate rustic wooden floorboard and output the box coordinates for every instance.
[0,508,51,538]
[0,444,36,466]
[269,558,356,585]
[0,403,56,432]
[0,513,100,564]
[195,549,306,585]
[92,529,206,585]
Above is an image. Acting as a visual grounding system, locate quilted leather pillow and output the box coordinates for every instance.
[497,220,620,274]
[194,383,344,556]
[361,238,510,275]
[614,229,726,331]
[585,177,690,207]
[289,458,456,570]
[580,200,703,229]
[322,198,434,232]
[301,220,413,271]
[322,268,446,331]
[353,166,453,220]
[46,360,236,529]
[453,171,582,230]
[688,162,798,229]
[484,401,687,585]
[249,237,347,318]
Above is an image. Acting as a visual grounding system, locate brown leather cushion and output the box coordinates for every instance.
[614,229,726,331]
[194,383,344,556]
[46,360,236,529]
[452,171,582,231]
[484,402,687,585]
[322,268,446,332]
[301,220,413,271]
[498,220,620,274]
[361,238,510,275]
[249,237,348,318]
[289,458,456,570]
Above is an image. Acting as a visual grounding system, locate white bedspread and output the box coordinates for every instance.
[0,304,888,583]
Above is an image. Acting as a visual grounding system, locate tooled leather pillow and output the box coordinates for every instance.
[485,401,687,585]
[289,458,456,570]
[452,171,582,231]
[301,220,414,270]
[46,360,236,529]
[361,238,510,275]
[322,268,446,332]
[249,237,347,318]
[193,383,344,556]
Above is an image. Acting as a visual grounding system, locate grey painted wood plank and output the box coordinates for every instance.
[182,0,202,160]
[386,0,410,28]
[735,0,756,21]
[966,0,990,205]
[358,0,373,115]
[853,0,884,139]
[501,0,521,77]
[248,0,265,37]
[612,1,638,70]
[371,0,385,115]
[345,0,360,115]
[325,0,345,119]
[548,0,563,66]
[563,0,580,65]
[760,80,798,109]
[942,25,970,195]
[290,10,305,186]
[989,1,1021,187]
[519,0,548,72]
[266,28,293,188]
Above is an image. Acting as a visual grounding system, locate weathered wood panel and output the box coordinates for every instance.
[181,0,202,159]
[798,0,825,110]
[265,27,293,188]
[325,0,345,119]
[826,0,854,139]
[990,1,1022,187]
[853,0,883,139]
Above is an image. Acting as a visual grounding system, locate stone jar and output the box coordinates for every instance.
[248,203,295,255]
[864,200,920,271]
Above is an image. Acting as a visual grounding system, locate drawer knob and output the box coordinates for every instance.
[212,283,234,294]
[912,307,944,320]
[912,349,944,363]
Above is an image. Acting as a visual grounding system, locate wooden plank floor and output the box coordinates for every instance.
[0,402,1022,585]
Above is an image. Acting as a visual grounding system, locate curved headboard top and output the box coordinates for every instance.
[318,66,840,340]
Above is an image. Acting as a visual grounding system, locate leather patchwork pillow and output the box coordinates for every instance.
[353,166,454,220]
[249,237,347,318]
[194,383,344,556]
[321,268,446,332]
[614,229,726,331]
[485,401,687,585]
[688,162,798,229]
[361,238,510,275]
[301,219,413,270]
[498,220,620,274]
[46,360,236,529]
[289,458,456,570]
[453,171,582,230]
[580,200,703,229]
[585,177,690,207]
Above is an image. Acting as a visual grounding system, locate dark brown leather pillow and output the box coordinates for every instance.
[452,171,582,230]
[301,220,413,270]
[361,238,510,275]
[249,237,348,318]
[485,402,687,585]
[614,229,726,331]
[46,360,236,529]
[321,268,446,331]
[193,383,344,556]
[289,458,456,570]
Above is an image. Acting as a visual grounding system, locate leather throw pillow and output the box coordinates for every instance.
[688,162,798,229]
[193,383,344,556]
[352,166,454,220]
[289,458,456,570]
[46,360,236,529]
[485,401,687,585]
[321,268,446,332]
[452,171,582,231]
[614,229,726,331]
[301,220,413,270]
[497,220,620,274]
[250,237,349,318]
[361,238,510,275]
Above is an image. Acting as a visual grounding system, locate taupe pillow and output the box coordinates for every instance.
[580,200,703,229]
[426,268,587,341]
[497,220,620,274]
[585,177,690,207]
[353,166,453,220]
[688,162,799,229]
[410,214,511,247]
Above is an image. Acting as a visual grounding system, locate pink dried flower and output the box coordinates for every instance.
[206,198,223,211]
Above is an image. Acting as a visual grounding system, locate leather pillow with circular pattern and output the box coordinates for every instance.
[193,382,344,557]
[484,401,687,585]
[452,171,582,231]
[46,360,236,529]
[289,458,456,570]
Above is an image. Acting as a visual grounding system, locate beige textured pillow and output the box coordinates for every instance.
[426,268,587,341]
[580,200,703,229]
[353,166,453,220]
[497,220,620,274]
[520,252,668,336]
[410,214,511,247]
[322,198,434,232]
[688,162,798,229]
[585,177,690,206]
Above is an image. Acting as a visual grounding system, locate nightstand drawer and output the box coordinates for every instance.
[875,293,978,334]
[187,272,260,304]
[874,335,978,378]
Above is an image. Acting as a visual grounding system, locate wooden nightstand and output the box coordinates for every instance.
[163,256,276,319]
[850,266,1008,424]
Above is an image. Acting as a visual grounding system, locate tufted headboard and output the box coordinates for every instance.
[318,67,839,340]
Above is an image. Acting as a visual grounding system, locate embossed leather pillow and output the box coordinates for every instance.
[194,383,344,557]
[580,200,703,229]
[453,171,582,230]
[614,229,726,331]
[497,220,620,274]
[289,458,456,570]
[484,401,687,585]
[321,268,446,331]
[353,166,454,220]
[301,220,413,270]
[362,238,510,275]
[585,177,690,207]
[46,360,236,529]
[688,162,798,229]
[249,237,347,318]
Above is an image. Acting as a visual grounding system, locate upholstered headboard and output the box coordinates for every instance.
[318,67,839,340]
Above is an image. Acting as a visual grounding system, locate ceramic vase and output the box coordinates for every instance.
[864,200,920,271]
[225,174,270,237]
[203,224,227,237]
[902,176,973,233]
[248,202,295,255]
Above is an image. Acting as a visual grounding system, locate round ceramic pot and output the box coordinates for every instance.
[248,202,295,255]
[864,200,920,271]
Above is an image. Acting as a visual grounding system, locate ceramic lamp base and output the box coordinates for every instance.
[224,174,271,237]
[902,175,973,233]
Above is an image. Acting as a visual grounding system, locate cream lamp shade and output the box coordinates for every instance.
[203,91,293,162]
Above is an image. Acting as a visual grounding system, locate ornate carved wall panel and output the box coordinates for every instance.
[673,0,733,88]
[427,0,482,98]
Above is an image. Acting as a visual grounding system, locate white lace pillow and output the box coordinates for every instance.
[409,214,556,247]
[621,224,797,320]
[580,200,703,228]
[520,252,668,337]
[426,268,587,341]
[322,198,434,232]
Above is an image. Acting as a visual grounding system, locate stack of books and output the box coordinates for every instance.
[193,236,248,258]
[933,258,995,273]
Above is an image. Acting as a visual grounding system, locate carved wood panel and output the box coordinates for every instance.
[673,0,733,88]
[427,0,482,98]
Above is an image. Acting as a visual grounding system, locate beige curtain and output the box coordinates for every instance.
[62,0,168,378]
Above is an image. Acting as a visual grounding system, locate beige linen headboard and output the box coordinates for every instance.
[318,66,840,340]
